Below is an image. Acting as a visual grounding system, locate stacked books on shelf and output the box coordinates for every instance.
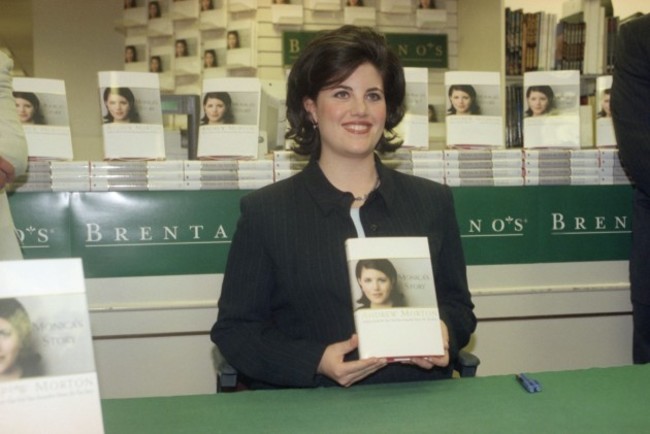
[505,0,618,75]
[9,161,90,192]
[598,149,631,185]
[505,83,524,148]
[8,159,274,192]
[444,149,524,186]
[411,151,445,184]
[524,149,602,185]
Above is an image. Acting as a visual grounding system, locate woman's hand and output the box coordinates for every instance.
[0,157,16,189]
[317,334,387,387]
[404,320,450,370]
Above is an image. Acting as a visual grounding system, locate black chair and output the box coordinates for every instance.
[216,349,480,392]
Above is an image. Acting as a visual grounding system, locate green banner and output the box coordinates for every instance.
[282,31,448,69]
[8,186,632,278]
[453,185,633,265]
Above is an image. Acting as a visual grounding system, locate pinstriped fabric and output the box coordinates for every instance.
[211,156,476,388]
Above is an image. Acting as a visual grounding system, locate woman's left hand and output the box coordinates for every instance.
[403,320,450,369]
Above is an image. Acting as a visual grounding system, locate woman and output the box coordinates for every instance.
[102,87,140,124]
[200,0,213,11]
[0,298,42,381]
[419,0,435,8]
[13,92,45,125]
[203,49,217,68]
[175,39,189,58]
[347,0,364,6]
[148,0,161,18]
[201,92,234,125]
[598,88,611,118]
[125,45,137,63]
[227,30,240,49]
[355,259,405,309]
[525,85,554,117]
[447,84,480,115]
[211,25,475,389]
[149,55,162,73]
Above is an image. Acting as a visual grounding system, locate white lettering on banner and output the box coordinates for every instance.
[84,222,229,244]
[550,213,630,234]
[14,226,52,247]
[465,216,527,237]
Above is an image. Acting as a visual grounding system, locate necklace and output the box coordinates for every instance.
[353,178,381,202]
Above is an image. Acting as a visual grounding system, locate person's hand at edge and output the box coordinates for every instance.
[0,156,16,189]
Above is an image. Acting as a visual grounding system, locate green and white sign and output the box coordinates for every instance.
[8,186,632,278]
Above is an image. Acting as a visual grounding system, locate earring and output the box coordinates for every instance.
[312,121,318,130]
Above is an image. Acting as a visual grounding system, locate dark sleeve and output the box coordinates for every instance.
[611,15,650,193]
[431,185,477,361]
[210,193,327,388]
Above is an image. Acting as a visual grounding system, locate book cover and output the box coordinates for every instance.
[523,70,580,149]
[12,77,74,161]
[395,68,429,150]
[345,237,444,361]
[0,259,104,434]
[98,71,165,160]
[444,71,504,149]
[595,75,616,147]
[197,77,261,159]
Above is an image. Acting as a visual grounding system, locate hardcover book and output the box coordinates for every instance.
[197,77,261,159]
[12,77,74,161]
[444,71,504,149]
[98,71,165,160]
[0,259,104,434]
[345,237,444,361]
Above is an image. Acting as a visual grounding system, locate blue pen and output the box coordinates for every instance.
[516,373,542,393]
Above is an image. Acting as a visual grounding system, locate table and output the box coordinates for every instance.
[101,365,650,433]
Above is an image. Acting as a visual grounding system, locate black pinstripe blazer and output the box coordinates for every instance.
[211,156,476,388]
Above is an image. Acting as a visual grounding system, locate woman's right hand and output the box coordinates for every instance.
[317,334,387,387]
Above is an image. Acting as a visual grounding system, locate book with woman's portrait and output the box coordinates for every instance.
[345,237,444,361]
[0,259,103,434]
[197,77,261,159]
[523,70,580,149]
[12,77,74,161]
[444,71,504,149]
[98,71,165,160]
[595,75,616,148]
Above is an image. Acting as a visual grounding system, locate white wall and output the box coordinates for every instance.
[32,0,124,161]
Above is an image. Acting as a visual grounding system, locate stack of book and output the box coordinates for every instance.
[184,159,275,190]
[9,161,91,192]
[443,149,523,186]
[380,150,413,176]
[598,149,631,185]
[524,149,601,185]
[411,150,445,184]
[273,151,309,182]
[505,83,524,148]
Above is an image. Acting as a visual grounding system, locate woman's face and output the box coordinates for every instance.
[15,98,35,124]
[227,33,239,49]
[125,48,135,63]
[148,2,158,18]
[175,42,186,57]
[204,97,226,124]
[420,0,433,7]
[601,93,611,116]
[150,57,161,72]
[200,0,211,10]
[204,51,215,67]
[0,317,22,380]
[304,62,386,161]
[358,267,393,308]
[527,91,549,116]
[106,93,131,123]
[450,89,471,115]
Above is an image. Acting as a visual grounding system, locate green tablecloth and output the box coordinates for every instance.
[102,365,650,433]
